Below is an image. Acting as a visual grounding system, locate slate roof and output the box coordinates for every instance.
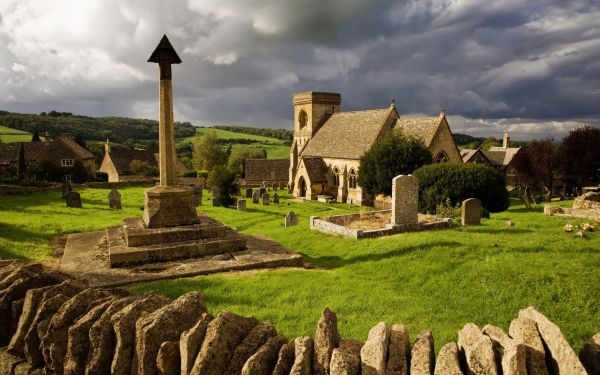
[393,116,442,147]
[108,149,158,175]
[244,159,290,181]
[302,157,328,182]
[301,107,394,159]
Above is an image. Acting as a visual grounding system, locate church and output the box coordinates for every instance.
[288,91,462,205]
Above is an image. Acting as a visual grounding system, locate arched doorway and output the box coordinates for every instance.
[298,176,307,198]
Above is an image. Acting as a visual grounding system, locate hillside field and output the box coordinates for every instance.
[0,125,32,143]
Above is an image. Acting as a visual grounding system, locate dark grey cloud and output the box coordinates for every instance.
[0,0,598,138]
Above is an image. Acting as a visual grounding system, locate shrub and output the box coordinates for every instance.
[414,163,509,213]
[358,131,432,196]
[207,166,237,207]
[95,171,108,182]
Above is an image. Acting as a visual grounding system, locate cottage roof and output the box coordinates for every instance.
[0,135,93,165]
[108,149,158,175]
[393,116,442,147]
[245,158,290,181]
[301,107,394,159]
[488,146,521,166]
[48,135,95,160]
[302,157,328,182]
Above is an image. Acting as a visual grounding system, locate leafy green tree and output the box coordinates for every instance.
[512,138,560,196]
[193,130,227,172]
[227,146,267,177]
[31,130,41,142]
[358,131,432,196]
[559,125,600,188]
[129,160,158,177]
[480,137,500,150]
[207,165,237,207]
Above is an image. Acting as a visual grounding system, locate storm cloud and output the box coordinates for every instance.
[0,0,598,139]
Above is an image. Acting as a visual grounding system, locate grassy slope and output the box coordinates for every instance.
[0,188,597,350]
[0,125,31,143]
[178,128,290,159]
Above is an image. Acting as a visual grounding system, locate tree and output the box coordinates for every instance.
[192,130,227,172]
[357,131,432,196]
[480,137,500,150]
[129,160,158,177]
[227,146,267,177]
[31,130,41,142]
[16,142,26,178]
[512,137,560,196]
[74,134,87,149]
[559,125,600,188]
[207,165,237,207]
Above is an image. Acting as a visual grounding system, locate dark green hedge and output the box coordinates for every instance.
[414,163,509,213]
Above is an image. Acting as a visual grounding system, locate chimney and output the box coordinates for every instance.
[43,131,51,143]
[105,139,111,154]
[503,132,510,149]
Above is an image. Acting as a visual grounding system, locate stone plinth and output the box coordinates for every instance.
[142,186,199,228]
[390,175,419,226]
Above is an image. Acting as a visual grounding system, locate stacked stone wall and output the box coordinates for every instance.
[0,260,598,375]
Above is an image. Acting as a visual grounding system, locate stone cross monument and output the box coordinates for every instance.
[143,35,199,228]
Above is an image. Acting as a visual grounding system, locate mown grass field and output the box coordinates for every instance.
[0,187,598,351]
[177,127,290,159]
[0,125,32,143]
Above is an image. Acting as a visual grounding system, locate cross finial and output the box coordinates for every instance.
[390,97,395,107]
[440,106,446,117]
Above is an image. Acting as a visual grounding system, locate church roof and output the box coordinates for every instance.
[245,159,290,181]
[302,157,328,182]
[301,107,394,159]
[393,116,442,147]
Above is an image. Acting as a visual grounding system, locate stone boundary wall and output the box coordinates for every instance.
[0,260,598,375]
[0,184,61,195]
[544,205,600,221]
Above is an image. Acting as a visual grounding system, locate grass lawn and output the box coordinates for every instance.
[0,187,598,351]
[177,127,290,159]
[0,125,32,143]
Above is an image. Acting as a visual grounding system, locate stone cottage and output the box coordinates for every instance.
[461,132,521,188]
[244,158,290,186]
[288,91,462,205]
[99,140,159,182]
[0,133,95,181]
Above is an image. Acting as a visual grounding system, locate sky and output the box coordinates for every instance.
[1,0,599,139]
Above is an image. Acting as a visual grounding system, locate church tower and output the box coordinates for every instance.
[289,92,341,187]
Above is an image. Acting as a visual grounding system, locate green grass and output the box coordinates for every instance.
[0,188,598,351]
[177,128,290,159]
[0,125,31,143]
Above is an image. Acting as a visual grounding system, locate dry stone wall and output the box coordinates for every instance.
[0,260,598,375]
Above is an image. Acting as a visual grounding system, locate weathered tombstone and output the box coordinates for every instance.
[262,193,270,205]
[521,195,531,209]
[461,198,481,225]
[285,211,298,227]
[390,175,418,227]
[245,188,253,199]
[252,191,260,204]
[65,191,82,208]
[61,181,72,197]
[273,193,279,204]
[192,185,203,206]
[273,183,279,191]
[211,186,221,207]
[108,190,122,209]
[237,199,247,212]
[259,187,266,196]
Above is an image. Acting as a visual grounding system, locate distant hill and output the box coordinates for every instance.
[453,133,485,148]
[213,125,293,144]
[0,110,196,144]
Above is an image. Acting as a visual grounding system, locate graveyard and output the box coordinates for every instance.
[0,186,598,352]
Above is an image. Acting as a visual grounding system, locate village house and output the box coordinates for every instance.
[287,91,462,205]
[0,133,95,181]
[461,132,521,188]
[244,158,290,187]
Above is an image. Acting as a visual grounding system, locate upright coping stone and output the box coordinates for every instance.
[461,198,481,225]
[390,175,419,226]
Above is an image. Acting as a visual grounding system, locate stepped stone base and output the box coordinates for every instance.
[110,214,247,267]
[143,185,199,228]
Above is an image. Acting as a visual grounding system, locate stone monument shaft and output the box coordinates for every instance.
[148,35,181,186]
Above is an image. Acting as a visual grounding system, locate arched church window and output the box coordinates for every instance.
[298,110,308,129]
[333,167,340,187]
[348,168,357,189]
[434,151,449,163]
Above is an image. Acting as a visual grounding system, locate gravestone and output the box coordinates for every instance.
[245,188,253,199]
[108,190,122,209]
[252,191,260,204]
[259,187,266,196]
[237,199,247,212]
[262,193,270,205]
[273,193,279,204]
[211,186,221,207]
[273,183,278,191]
[461,198,481,225]
[285,211,298,227]
[192,185,203,206]
[390,175,419,227]
[61,181,72,197]
[65,191,82,208]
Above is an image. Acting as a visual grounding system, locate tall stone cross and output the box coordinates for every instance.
[148,35,181,186]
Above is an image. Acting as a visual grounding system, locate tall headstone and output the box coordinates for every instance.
[252,190,260,204]
[461,198,481,225]
[65,191,82,208]
[61,181,72,197]
[273,193,279,204]
[285,211,298,227]
[245,188,253,199]
[259,187,266,196]
[142,35,199,228]
[273,183,279,191]
[390,175,419,227]
[193,185,203,206]
[211,186,221,207]
[262,193,270,205]
[237,199,247,212]
[108,189,122,209]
